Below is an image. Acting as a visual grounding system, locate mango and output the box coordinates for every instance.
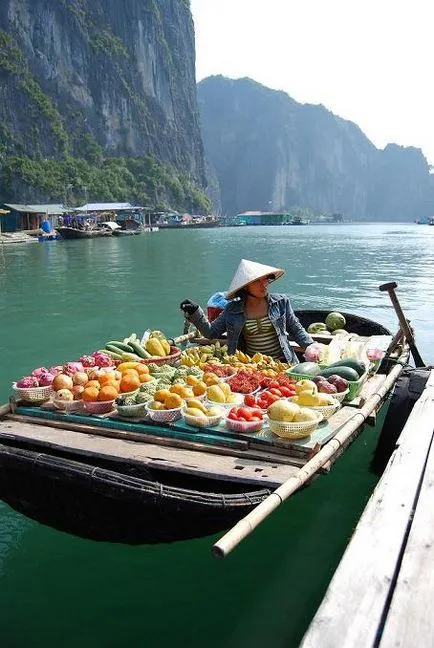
[207,384,225,403]
[184,407,208,418]
[219,382,231,398]
[206,406,222,417]
[186,399,208,414]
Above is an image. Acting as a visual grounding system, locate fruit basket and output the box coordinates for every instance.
[53,397,84,414]
[268,412,323,439]
[181,407,223,428]
[145,402,183,423]
[116,401,149,418]
[289,396,340,420]
[225,417,264,434]
[12,383,53,403]
[140,346,181,367]
[333,388,350,404]
[83,399,116,415]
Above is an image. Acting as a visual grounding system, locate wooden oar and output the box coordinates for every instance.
[212,360,406,558]
[170,331,198,346]
[379,282,425,367]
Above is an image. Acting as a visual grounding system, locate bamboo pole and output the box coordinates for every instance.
[212,360,406,558]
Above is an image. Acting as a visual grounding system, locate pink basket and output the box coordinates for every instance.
[145,403,183,423]
[225,417,264,433]
[140,346,181,367]
[83,399,115,415]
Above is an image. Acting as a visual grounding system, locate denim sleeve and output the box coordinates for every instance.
[285,298,313,347]
[187,306,228,339]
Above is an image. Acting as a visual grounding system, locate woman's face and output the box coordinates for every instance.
[246,275,272,299]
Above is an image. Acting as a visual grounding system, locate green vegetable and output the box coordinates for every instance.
[319,366,360,381]
[325,312,346,331]
[289,362,321,376]
[307,322,327,334]
[325,359,366,377]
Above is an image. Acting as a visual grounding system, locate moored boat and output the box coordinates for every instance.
[0,308,415,548]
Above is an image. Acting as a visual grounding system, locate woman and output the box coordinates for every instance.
[180,259,313,364]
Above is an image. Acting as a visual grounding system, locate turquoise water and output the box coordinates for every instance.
[0,223,433,647]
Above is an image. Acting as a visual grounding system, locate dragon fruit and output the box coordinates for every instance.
[91,351,115,367]
[63,361,84,375]
[38,372,55,386]
[49,365,63,375]
[79,354,96,368]
[31,367,49,378]
[16,376,39,388]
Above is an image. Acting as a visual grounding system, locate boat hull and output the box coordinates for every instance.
[57,227,112,239]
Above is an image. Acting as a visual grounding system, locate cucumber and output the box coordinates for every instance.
[319,366,360,381]
[290,362,321,376]
[105,342,133,355]
[325,358,367,377]
[106,340,135,353]
[97,349,123,361]
[128,339,152,359]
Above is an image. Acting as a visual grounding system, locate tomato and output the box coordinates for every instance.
[250,415,262,421]
[268,380,281,389]
[228,408,240,420]
[257,398,269,409]
[244,394,257,407]
[268,387,283,397]
[279,386,294,397]
[238,407,254,421]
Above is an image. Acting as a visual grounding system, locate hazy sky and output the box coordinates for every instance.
[190,0,433,166]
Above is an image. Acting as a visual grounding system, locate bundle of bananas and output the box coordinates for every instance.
[179,341,229,368]
[225,350,290,373]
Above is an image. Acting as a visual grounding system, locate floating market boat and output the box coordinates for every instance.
[0,306,417,547]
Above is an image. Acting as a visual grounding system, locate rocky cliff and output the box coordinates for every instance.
[198,76,434,221]
[0,0,209,210]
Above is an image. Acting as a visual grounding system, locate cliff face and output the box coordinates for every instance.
[0,0,207,203]
[198,76,434,220]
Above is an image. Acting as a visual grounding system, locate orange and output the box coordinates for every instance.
[139,374,153,384]
[86,380,100,390]
[98,372,117,386]
[82,386,100,402]
[136,364,150,375]
[119,374,141,393]
[169,384,185,396]
[122,368,140,377]
[98,385,118,401]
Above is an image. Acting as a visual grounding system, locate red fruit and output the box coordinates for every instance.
[244,394,257,407]
[268,380,280,389]
[318,381,337,394]
[238,407,254,422]
[278,386,293,397]
[268,387,283,397]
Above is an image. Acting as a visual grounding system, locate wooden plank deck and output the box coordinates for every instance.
[300,369,434,648]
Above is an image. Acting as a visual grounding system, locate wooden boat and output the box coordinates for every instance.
[0,310,411,546]
[57,226,112,239]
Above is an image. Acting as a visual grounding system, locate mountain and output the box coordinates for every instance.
[0,0,210,211]
[197,76,434,221]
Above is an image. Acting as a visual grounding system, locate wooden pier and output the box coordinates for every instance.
[301,369,434,648]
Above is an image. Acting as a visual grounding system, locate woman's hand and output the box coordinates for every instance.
[180,299,199,316]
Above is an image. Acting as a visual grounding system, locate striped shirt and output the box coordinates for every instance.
[243,315,283,359]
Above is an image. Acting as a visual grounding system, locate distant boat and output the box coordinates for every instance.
[429,217,434,226]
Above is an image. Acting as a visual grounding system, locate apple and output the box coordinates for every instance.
[72,371,89,386]
[52,373,74,391]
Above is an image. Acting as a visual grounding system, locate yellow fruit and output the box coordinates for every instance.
[148,400,165,410]
[207,384,226,403]
[160,339,171,355]
[184,407,207,418]
[186,399,208,414]
[219,382,231,398]
[206,406,222,417]
[186,375,200,386]
[293,408,318,422]
[154,388,171,403]
[226,393,240,403]
[145,338,165,357]
[164,393,183,409]
[297,390,318,406]
[295,379,318,394]
[267,400,300,422]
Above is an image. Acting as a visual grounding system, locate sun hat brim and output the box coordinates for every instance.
[226,259,285,299]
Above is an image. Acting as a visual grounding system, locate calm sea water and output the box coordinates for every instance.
[0,223,433,647]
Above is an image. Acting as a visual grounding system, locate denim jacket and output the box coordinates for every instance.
[188,293,313,364]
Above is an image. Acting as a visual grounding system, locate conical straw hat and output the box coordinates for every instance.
[226,259,285,299]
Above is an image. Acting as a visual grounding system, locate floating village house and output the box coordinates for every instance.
[1,204,68,232]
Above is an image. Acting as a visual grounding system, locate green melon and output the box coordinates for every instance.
[325,312,346,331]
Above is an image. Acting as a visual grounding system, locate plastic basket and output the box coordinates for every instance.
[116,401,149,418]
[304,399,340,420]
[285,371,320,382]
[145,403,183,423]
[268,412,322,439]
[53,398,85,414]
[117,388,140,399]
[12,383,53,403]
[225,417,264,433]
[140,346,181,367]
[83,399,116,415]
[345,373,368,401]
[181,406,223,428]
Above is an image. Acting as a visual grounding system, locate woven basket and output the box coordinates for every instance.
[12,383,53,403]
[181,406,223,428]
[145,402,183,423]
[333,388,349,404]
[83,399,116,415]
[225,417,264,434]
[140,346,181,367]
[304,398,340,421]
[268,412,322,439]
[116,401,149,418]
[117,388,140,399]
[53,398,84,414]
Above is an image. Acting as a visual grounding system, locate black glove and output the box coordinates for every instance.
[180,299,199,316]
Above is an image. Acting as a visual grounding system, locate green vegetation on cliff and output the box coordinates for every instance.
[1,154,211,213]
